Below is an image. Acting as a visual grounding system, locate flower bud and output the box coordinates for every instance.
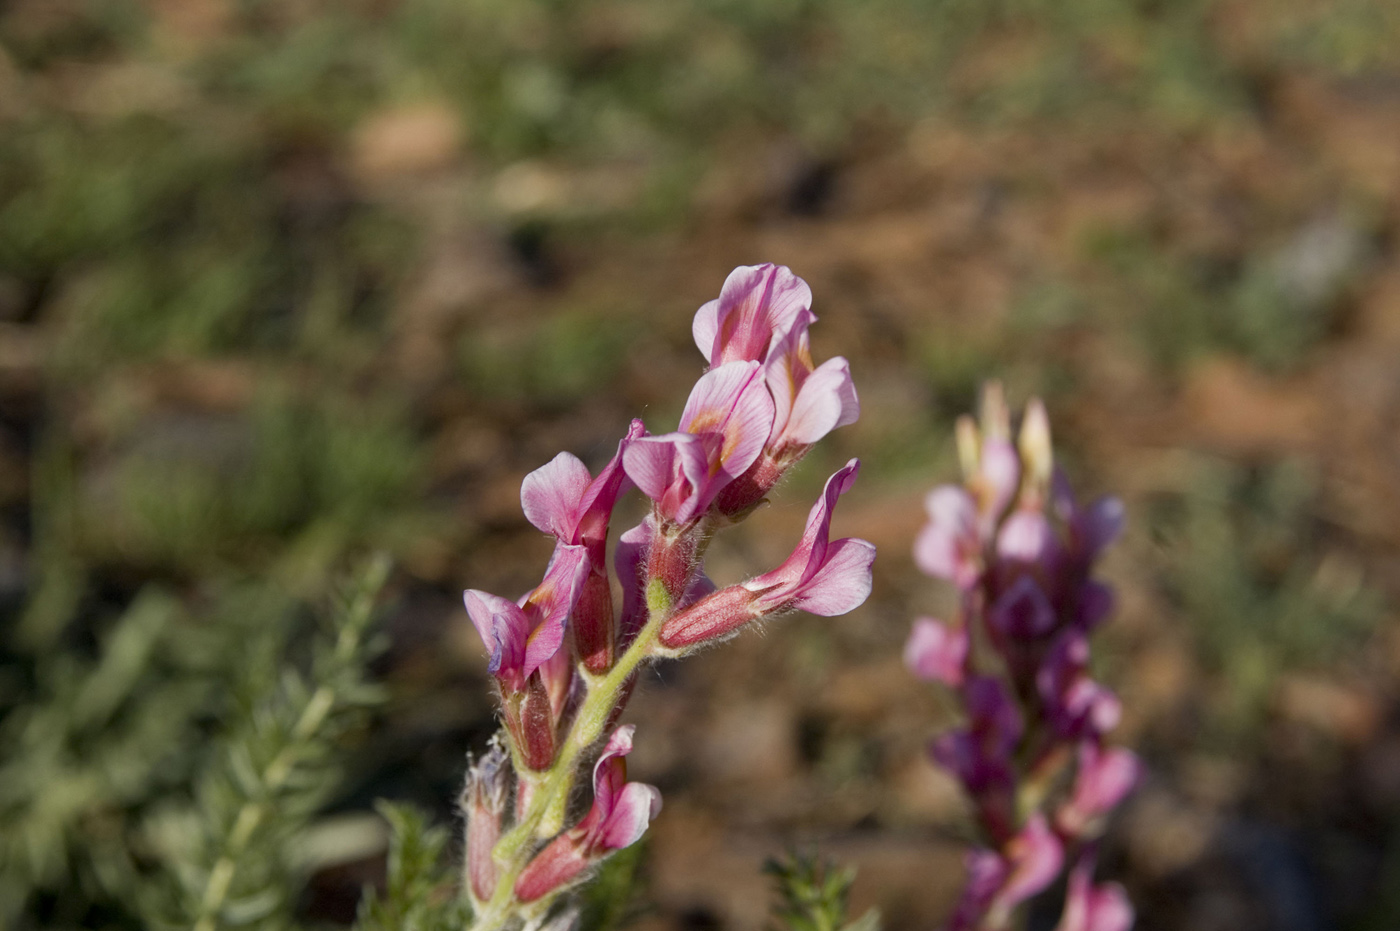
[462,737,510,904]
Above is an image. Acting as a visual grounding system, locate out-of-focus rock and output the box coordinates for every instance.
[1274,674,1380,744]
[351,102,463,185]
[1182,356,1321,456]
[1124,787,1216,878]
[699,698,797,785]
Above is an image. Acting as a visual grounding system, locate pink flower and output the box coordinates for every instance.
[624,361,775,525]
[914,486,983,590]
[692,263,812,367]
[1037,633,1122,741]
[658,460,875,649]
[514,726,662,902]
[1058,744,1142,839]
[464,544,589,694]
[522,420,647,670]
[905,617,968,687]
[1054,854,1134,931]
[943,816,1064,931]
[763,308,859,454]
[522,420,646,567]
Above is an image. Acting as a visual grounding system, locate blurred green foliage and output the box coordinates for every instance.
[765,851,879,931]
[1156,458,1383,734]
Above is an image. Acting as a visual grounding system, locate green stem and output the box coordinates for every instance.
[472,592,675,931]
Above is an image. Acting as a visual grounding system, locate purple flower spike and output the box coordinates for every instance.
[692,263,812,367]
[905,617,968,686]
[625,361,775,524]
[1055,855,1134,931]
[514,726,662,902]
[464,543,589,694]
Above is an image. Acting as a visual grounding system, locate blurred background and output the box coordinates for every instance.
[3,1,1400,929]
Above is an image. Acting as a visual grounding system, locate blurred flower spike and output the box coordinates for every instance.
[458,265,873,929]
[907,384,1141,931]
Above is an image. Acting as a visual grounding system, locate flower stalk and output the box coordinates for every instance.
[460,265,874,929]
[907,386,1141,931]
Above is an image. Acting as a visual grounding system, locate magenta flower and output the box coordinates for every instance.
[944,815,1064,931]
[1037,632,1122,742]
[522,420,646,564]
[658,460,875,649]
[914,486,984,590]
[464,544,589,694]
[522,420,646,670]
[692,263,812,367]
[1054,854,1134,931]
[624,360,775,525]
[514,726,662,902]
[905,617,969,687]
[1058,744,1143,839]
[763,308,860,454]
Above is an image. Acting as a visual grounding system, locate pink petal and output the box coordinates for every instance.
[463,589,530,680]
[623,433,711,523]
[789,537,876,616]
[762,308,816,438]
[997,510,1056,565]
[614,518,653,638]
[592,724,636,812]
[692,296,722,363]
[779,355,859,447]
[598,781,663,850]
[698,264,812,366]
[1058,857,1134,931]
[679,359,775,490]
[1071,744,1142,823]
[521,452,593,540]
[748,459,861,593]
[905,617,968,686]
[997,814,1063,912]
[915,486,980,585]
[520,544,589,680]
[979,437,1021,522]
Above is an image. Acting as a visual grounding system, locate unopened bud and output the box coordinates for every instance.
[572,571,616,673]
[505,674,557,771]
[658,585,759,650]
[1018,398,1053,502]
[956,415,981,482]
[463,736,510,904]
[980,381,1011,440]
